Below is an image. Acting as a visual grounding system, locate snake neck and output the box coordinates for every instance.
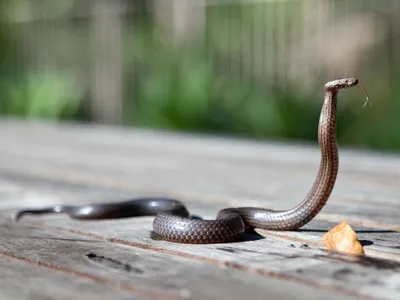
[292,90,339,227]
[287,90,339,227]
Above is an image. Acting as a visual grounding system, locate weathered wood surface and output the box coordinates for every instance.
[0,119,400,300]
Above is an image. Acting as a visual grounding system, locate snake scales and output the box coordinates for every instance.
[15,78,369,244]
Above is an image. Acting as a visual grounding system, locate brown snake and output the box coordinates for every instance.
[15,78,369,244]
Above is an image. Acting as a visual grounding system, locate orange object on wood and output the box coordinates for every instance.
[323,221,365,256]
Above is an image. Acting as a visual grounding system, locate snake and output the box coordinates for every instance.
[14,78,369,244]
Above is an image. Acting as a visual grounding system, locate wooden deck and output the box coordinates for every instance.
[1,119,399,300]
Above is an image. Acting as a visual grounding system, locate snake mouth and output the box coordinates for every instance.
[324,78,359,90]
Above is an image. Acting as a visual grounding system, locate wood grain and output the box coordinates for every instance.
[1,119,400,300]
[0,256,139,300]
[0,216,360,300]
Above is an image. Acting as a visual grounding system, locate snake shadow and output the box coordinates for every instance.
[237,229,266,242]
[298,229,396,233]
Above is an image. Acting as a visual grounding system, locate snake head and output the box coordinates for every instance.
[324,78,359,91]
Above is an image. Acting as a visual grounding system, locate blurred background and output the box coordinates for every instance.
[0,0,399,152]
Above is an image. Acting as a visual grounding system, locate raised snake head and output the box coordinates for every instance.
[324,78,359,91]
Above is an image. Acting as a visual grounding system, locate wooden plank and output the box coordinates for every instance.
[1,160,399,238]
[1,120,399,185]
[0,256,138,300]
[0,216,358,300]
[1,133,397,200]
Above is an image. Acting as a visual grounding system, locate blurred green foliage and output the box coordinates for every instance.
[0,71,83,119]
[126,42,323,141]
[0,0,83,120]
[0,1,399,153]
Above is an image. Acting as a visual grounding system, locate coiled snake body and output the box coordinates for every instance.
[15,78,367,244]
